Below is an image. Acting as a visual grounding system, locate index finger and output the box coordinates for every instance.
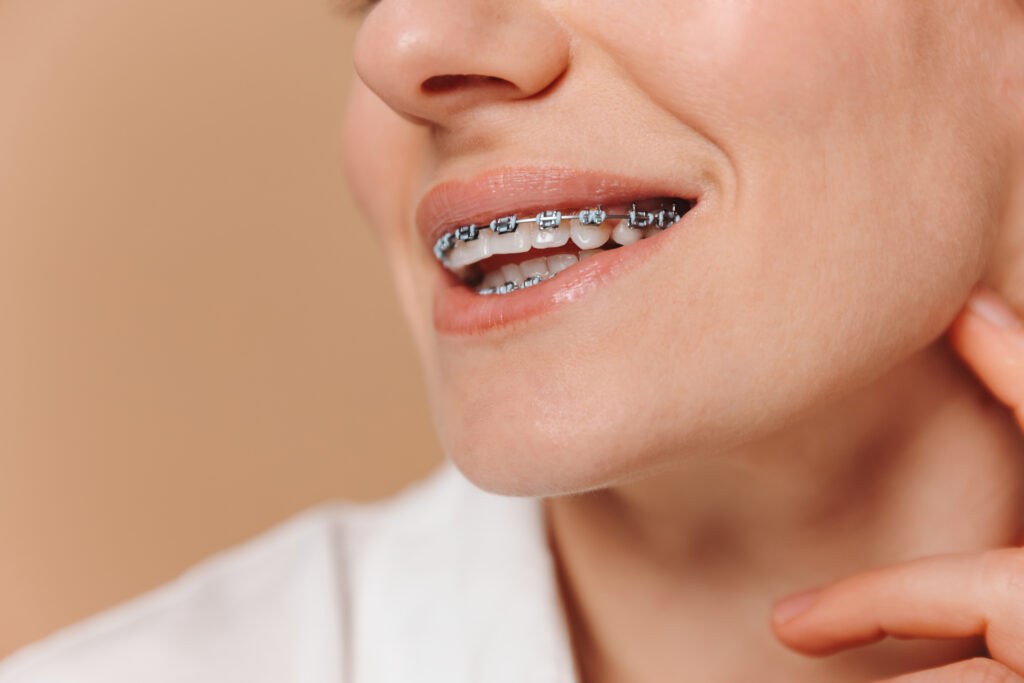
[947,286,1024,418]
[770,549,1024,674]
[771,552,991,655]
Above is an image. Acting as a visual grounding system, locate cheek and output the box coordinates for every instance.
[629,0,996,351]
[342,81,419,236]
[342,81,439,368]
[436,2,1005,495]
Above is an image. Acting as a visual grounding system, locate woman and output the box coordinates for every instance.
[5,2,1024,681]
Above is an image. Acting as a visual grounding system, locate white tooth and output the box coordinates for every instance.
[570,218,611,249]
[520,257,550,280]
[642,226,661,239]
[482,270,506,289]
[612,219,642,245]
[531,222,570,249]
[490,226,531,255]
[579,249,602,260]
[448,230,492,268]
[501,263,524,286]
[547,253,578,275]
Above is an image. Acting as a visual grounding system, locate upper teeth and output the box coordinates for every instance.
[433,201,683,266]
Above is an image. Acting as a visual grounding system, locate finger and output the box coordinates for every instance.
[771,549,1024,674]
[771,552,991,654]
[947,286,1024,419]
[875,657,1024,683]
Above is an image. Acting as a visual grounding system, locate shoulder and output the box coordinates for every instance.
[0,463,577,683]
[1,495,352,683]
[0,465,440,682]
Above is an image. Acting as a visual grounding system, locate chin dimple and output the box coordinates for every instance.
[435,198,690,295]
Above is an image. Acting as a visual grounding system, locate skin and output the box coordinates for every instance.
[767,295,1024,682]
[342,1,1024,680]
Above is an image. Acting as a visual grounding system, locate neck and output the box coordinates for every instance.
[545,336,1024,683]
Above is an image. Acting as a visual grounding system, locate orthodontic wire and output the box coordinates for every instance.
[433,202,684,264]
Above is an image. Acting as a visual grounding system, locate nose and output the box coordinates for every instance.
[352,0,570,126]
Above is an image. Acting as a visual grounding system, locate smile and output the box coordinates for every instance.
[417,167,707,334]
[434,198,691,294]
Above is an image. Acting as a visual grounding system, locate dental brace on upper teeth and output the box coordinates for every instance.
[433,201,684,265]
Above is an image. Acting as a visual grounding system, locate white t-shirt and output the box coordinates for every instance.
[1,461,580,682]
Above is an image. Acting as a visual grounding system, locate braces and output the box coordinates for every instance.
[477,272,554,296]
[433,202,684,264]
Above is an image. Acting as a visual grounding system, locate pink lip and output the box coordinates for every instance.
[416,166,705,335]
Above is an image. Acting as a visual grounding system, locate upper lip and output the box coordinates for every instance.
[415,166,704,255]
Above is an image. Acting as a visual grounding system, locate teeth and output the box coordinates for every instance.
[500,263,525,286]
[490,224,532,255]
[520,257,550,280]
[570,219,612,249]
[612,219,642,245]
[448,230,492,268]
[531,222,570,249]
[474,246,631,296]
[482,270,506,289]
[522,275,543,288]
[439,200,686,268]
[439,199,688,293]
[547,253,578,275]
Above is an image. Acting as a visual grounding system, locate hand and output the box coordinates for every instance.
[770,285,1024,682]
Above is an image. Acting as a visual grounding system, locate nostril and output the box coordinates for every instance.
[421,74,513,94]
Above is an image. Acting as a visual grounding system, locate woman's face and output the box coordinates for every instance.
[343,1,1015,495]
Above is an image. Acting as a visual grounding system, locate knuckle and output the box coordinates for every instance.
[957,657,1016,683]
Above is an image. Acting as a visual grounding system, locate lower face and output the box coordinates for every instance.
[343,1,1012,496]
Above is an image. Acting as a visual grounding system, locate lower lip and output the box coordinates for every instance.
[432,211,696,335]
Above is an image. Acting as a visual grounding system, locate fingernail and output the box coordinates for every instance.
[968,286,1024,330]
[772,588,820,624]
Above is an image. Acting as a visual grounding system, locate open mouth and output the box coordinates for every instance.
[434,197,692,294]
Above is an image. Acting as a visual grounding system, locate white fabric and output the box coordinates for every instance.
[0,461,579,683]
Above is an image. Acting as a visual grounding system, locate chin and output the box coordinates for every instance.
[440,415,644,498]
[432,359,736,498]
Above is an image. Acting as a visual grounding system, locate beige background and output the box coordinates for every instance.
[0,0,443,658]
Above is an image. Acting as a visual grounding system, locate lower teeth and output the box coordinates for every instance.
[473,236,658,296]
[478,274,546,296]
